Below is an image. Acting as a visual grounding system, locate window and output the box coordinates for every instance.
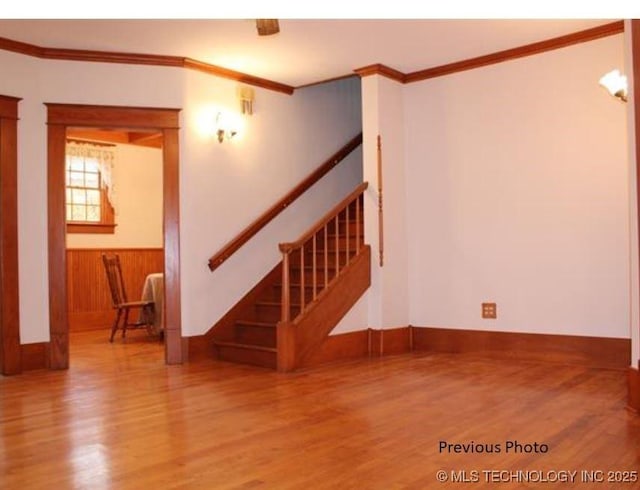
[66,158,101,222]
[65,142,116,234]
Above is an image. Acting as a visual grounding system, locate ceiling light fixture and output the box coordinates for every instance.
[599,69,628,103]
[256,19,280,36]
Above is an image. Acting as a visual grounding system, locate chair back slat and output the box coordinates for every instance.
[101,253,128,307]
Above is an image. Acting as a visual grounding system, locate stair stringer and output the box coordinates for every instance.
[277,245,371,372]
[210,262,281,343]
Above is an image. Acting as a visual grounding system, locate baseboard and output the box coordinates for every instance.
[300,330,370,368]
[21,342,49,371]
[368,326,412,357]
[412,326,630,369]
[302,325,630,370]
[183,334,211,362]
[628,366,640,413]
[183,324,630,372]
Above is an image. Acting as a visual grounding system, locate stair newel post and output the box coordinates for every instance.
[277,245,296,372]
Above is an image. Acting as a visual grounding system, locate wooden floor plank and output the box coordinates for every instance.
[1,330,639,489]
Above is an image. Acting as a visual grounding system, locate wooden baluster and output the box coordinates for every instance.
[300,243,305,316]
[324,223,328,290]
[312,234,317,300]
[356,194,361,254]
[346,204,350,266]
[281,251,290,323]
[334,215,339,278]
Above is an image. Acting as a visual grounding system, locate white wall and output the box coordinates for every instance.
[404,35,630,339]
[66,143,163,249]
[180,71,363,336]
[357,75,409,333]
[0,50,362,342]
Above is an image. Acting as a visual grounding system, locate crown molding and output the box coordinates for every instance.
[0,21,624,94]
[296,73,359,90]
[353,20,624,85]
[0,36,294,95]
[354,63,406,83]
[405,20,624,83]
[182,58,293,94]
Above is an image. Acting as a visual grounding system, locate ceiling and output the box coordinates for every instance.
[0,19,616,87]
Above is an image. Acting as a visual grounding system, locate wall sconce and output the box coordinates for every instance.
[599,69,628,103]
[237,86,255,115]
[215,112,237,143]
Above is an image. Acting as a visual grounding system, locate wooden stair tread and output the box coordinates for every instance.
[254,301,301,308]
[274,283,325,289]
[212,340,277,353]
[235,320,277,328]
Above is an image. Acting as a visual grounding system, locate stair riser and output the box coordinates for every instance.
[266,286,326,303]
[252,304,300,323]
[235,324,277,348]
[214,344,277,369]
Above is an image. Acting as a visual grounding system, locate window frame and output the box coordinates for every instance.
[65,140,116,234]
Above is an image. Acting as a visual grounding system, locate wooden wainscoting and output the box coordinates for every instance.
[66,248,164,331]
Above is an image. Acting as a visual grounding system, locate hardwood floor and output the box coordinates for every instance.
[1,329,639,489]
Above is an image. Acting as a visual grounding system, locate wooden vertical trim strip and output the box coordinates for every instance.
[47,123,69,369]
[162,127,182,364]
[377,135,384,267]
[633,19,640,336]
[0,95,21,375]
[628,367,640,413]
[631,20,640,410]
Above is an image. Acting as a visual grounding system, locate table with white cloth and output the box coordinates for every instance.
[140,272,164,334]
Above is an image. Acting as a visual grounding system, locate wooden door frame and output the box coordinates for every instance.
[46,103,182,368]
[0,95,21,375]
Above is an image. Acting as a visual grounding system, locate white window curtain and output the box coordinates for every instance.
[66,141,116,207]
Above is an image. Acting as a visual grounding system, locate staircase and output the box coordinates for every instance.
[211,184,370,370]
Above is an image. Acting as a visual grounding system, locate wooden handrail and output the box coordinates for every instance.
[208,132,363,271]
[279,182,368,254]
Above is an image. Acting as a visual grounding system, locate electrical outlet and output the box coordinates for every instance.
[482,302,497,319]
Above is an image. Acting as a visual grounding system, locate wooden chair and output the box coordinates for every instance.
[101,253,155,342]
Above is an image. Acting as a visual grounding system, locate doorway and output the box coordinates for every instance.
[0,95,20,375]
[46,103,182,368]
